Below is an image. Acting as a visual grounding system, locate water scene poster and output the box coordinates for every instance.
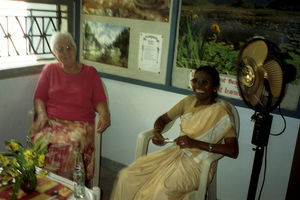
[177,0,299,79]
[176,0,300,110]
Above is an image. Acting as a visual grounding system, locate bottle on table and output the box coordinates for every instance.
[73,149,86,199]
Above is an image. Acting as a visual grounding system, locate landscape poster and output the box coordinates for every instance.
[82,0,171,22]
[83,21,130,68]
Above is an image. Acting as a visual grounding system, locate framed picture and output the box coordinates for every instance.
[79,0,173,84]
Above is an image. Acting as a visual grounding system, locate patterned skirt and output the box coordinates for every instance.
[31,117,95,181]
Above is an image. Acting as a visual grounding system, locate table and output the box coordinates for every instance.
[37,168,101,200]
[0,168,101,200]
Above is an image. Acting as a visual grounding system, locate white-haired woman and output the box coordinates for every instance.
[30,31,110,181]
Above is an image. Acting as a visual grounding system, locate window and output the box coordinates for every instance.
[0,0,72,70]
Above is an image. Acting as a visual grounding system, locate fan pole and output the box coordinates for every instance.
[247,113,273,200]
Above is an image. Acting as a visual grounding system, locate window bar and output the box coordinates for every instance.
[15,16,37,55]
[42,16,45,54]
[31,17,43,55]
[28,9,33,54]
[7,16,19,56]
[57,5,61,31]
[33,16,51,54]
[49,17,58,32]
[0,18,19,56]
[25,16,29,55]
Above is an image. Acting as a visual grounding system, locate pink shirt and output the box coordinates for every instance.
[34,63,107,123]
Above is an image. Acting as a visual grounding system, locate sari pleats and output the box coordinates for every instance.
[111,146,201,200]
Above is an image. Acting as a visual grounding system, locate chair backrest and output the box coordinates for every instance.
[90,80,109,188]
[91,115,101,188]
[227,102,240,138]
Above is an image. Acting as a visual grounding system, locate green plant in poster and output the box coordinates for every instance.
[176,15,239,75]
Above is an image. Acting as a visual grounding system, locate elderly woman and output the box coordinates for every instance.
[30,31,110,181]
[110,66,238,200]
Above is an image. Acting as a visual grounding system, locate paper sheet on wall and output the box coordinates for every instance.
[138,33,162,73]
[189,70,242,100]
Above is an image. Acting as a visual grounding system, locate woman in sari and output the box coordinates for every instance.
[29,31,110,181]
[110,66,238,200]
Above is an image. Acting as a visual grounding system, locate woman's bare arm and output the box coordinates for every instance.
[152,113,173,146]
[95,101,111,133]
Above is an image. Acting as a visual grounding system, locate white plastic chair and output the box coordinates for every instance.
[135,101,240,200]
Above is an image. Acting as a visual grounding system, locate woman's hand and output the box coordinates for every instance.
[174,135,196,149]
[96,114,111,133]
[30,113,48,136]
[95,101,111,133]
[30,99,48,137]
[152,132,166,146]
[152,113,172,146]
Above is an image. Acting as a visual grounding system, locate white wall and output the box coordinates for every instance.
[0,74,39,152]
[0,75,299,200]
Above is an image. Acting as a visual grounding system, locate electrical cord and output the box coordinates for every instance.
[257,146,267,200]
[270,104,286,136]
[257,104,285,199]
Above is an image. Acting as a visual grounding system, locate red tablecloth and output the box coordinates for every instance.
[0,175,74,200]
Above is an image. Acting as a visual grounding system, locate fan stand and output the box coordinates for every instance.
[247,112,273,200]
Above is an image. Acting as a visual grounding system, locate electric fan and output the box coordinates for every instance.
[236,37,296,200]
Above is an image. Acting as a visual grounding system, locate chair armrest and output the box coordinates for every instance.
[135,120,176,160]
[91,186,101,200]
[202,153,223,166]
[90,114,101,188]
[195,153,224,200]
[135,129,153,160]
[28,109,34,126]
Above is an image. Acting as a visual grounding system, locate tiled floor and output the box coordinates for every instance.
[99,157,126,200]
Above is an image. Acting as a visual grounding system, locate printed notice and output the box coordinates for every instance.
[138,33,162,73]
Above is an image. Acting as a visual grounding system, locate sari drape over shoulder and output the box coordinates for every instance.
[110,95,237,200]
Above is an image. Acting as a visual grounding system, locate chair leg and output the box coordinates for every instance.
[207,174,217,200]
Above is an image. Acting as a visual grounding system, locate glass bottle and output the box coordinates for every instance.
[73,149,86,199]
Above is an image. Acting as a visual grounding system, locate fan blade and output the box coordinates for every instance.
[248,79,264,106]
[242,40,268,66]
[263,60,283,98]
[247,67,264,106]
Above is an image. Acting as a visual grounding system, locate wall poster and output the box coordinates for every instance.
[80,0,172,84]
[83,21,130,68]
[82,0,171,22]
[172,0,300,112]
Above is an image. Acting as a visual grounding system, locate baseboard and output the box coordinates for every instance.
[100,157,127,172]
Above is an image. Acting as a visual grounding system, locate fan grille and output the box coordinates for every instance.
[263,60,283,98]
[237,38,285,112]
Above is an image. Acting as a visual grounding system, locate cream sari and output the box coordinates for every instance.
[111,96,237,200]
